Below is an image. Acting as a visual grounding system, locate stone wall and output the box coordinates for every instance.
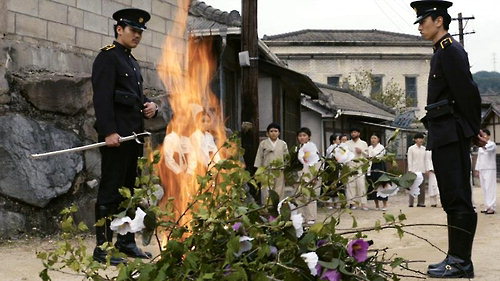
[0,0,185,238]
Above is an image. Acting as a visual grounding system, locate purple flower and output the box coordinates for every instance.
[268,215,276,222]
[223,264,231,276]
[317,239,327,247]
[232,222,242,232]
[269,246,278,256]
[321,269,341,281]
[347,239,369,262]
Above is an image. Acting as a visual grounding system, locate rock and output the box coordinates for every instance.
[84,149,101,178]
[0,114,83,207]
[15,71,92,115]
[0,210,26,238]
[86,179,98,189]
[82,117,97,142]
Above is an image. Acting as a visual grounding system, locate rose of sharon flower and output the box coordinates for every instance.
[298,142,320,166]
[110,216,133,235]
[347,239,370,262]
[235,236,254,257]
[277,197,305,238]
[232,222,242,232]
[321,269,342,281]
[110,207,146,235]
[300,252,319,276]
[333,143,354,164]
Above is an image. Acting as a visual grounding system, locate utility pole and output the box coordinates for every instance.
[241,0,259,176]
[493,53,497,72]
[452,13,475,46]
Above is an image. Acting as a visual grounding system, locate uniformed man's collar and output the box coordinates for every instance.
[113,41,132,54]
[433,33,451,51]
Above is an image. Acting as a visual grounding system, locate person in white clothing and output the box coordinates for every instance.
[407,133,427,207]
[296,127,321,224]
[345,128,369,210]
[254,123,289,202]
[474,129,497,215]
[425,150,440,207]
[367,133,388,210]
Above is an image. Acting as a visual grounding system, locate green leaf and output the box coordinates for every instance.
[39,268,51,281]
[202,273,215,279]
[318,258,340,269]
[398,213,407,222]
[77,221,88,232]
[308,222,323,234]
[390,257,406,268]
[383,214,396,223]
[118,187,132,199]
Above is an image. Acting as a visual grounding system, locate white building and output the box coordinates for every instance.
[263,29,433,117]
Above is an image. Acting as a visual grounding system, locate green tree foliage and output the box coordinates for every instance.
[340,69,414,113]
[473,71,500,94]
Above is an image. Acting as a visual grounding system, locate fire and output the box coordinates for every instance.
[156,0,227,238]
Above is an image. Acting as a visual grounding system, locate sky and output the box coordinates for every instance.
[202,0,499,73]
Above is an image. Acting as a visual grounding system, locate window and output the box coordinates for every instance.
[327,76,340,87]
[405,76,417,107]
[371,75,383,95]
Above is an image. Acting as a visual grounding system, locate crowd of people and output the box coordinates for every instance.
[253,122,498,226]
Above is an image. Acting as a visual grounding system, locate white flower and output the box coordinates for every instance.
[277,197,304,238]
[333,143,354,164]
[291,213,304,238]
[408,172,424,198]
[110,216,133,235]
[300,252,319,276]
[298,142,320,166]
[376,182,399,198]
[129,207,146,233]
[109,207,146,235]
[235,236,254,257]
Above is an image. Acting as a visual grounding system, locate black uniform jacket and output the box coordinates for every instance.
[425,34,481,150]
[92,41,150,138]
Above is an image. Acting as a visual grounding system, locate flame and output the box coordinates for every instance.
[156,0,227,239]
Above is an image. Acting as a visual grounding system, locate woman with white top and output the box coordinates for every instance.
[367,133,387,210]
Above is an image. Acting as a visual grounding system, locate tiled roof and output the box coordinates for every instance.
[188,0,241,31]
[317,83,395,121]
[263,29,429,45]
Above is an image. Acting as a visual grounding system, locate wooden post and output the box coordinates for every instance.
[241,0,259,172]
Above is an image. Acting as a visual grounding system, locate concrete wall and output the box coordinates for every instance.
[268,44,432,118]
[2,0,188,90]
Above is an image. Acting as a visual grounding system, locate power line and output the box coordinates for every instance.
[379,0,414,30]
[374,0,405,32]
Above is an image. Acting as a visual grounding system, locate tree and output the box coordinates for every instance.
[340,69,414,113]
[473,71,500,94]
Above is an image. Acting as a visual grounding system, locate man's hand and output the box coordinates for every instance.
[472,129,488,147]
[143,102,157,119]
[105,133,121,147]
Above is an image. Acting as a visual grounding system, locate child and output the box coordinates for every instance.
[190,107,221,171]
[475,129,497,214]
[254,123,289,202]
[366,133,387,211]
[296,127,321,225]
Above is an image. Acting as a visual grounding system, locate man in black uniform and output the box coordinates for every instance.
[92,8,158,265]
[410,0,486,278]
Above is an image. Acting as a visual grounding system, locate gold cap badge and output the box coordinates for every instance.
[139,17,144,23]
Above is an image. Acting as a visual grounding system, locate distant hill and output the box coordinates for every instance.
[473,71,500,95]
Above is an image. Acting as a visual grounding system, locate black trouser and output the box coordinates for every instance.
[97,140,143,205]
[95,140,142,246]
[432,132,476,263]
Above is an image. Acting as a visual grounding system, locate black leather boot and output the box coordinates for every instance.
[93,204,127,265]
[427,213,476,278]
[115,232,152,259]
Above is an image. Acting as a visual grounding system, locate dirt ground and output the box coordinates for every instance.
[1,184,499,281]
